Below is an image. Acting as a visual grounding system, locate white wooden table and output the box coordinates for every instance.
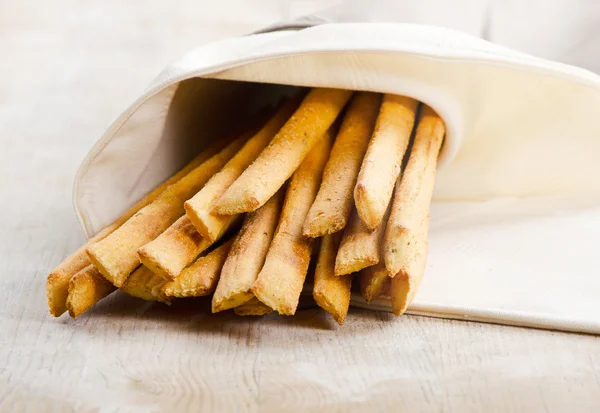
[1,1,599,411]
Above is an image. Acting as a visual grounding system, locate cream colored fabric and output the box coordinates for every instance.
[74,23,600,334]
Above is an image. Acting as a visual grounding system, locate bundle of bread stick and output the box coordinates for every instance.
[46,87,445,325]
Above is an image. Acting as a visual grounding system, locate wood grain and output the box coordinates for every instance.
[1,1,600,412]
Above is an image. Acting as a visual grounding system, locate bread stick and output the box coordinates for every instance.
[303,92,381,237]
[390,215,430,315]
[358,263,391,303]
[46,138,227,316]
[162,239,233,298]
[313,233,352,325]
[120,265,171,303]
[212,188,284,313]
[137,216,210,279]
[384,105,444,275]
[65,265,116,318]
[87,135,247,287]
[233,297,273,316]
[137,214,239,280]
[185,99,298,242]
[215,88,352,215]
[47,238,105,318]
[354,94,418,229]
[251,129,334,315]
[334,202,390,276]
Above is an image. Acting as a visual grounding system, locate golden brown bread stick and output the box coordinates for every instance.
[251,129,334,315]
[383,105,444,275]
[47,239,104,318]
[137,216,211,279]
[334,202,390,276]
[313,233,352,325]
[233,297,273,316]
[45,139,228,317]
[120,265,171,303]
[303,92,381,238]
[137,215,220,280]
[358,263,391,303]
[185,99,298,243]
[354,94,418,229]
[215,88,352,215]
[65,265,116,318]
[161,239,233,298]
[212,188,284,313]
[87,136,247,287]
[390,215,430,315]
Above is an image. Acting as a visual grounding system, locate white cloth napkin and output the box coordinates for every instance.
[73,20,600,334]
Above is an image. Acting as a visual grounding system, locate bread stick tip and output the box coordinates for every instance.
[353,183,379,230]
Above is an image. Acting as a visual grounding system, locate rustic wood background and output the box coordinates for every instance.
[1,1,599,411]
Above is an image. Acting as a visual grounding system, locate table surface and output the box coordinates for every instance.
[1,1,599,412]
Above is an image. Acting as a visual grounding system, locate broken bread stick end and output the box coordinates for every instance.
[66,265,116,318]
[251,273,299,316]
[313,288,350,325]
[334,255,378,277]
[137,251,172,281]
[233,297,273,316]
[212,290,254,313]
[120,266,172,304]
[136,215,214,280]
[213,191,261,215]
[359,263,391,303]
[46,271,72,317]
[183,202,214,242]
[302,212,347,239]
[184,202,239,245]
[390,270,421,316]
[162,282,212,298]
[161,239,233,298]
[334,204,386,277]
[353,182,381,231]
[86,245,124,287]
[313,233,351,325]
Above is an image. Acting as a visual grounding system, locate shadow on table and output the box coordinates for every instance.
[67,291,400,337]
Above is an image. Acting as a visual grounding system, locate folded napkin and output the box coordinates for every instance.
[73,19,600,334]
